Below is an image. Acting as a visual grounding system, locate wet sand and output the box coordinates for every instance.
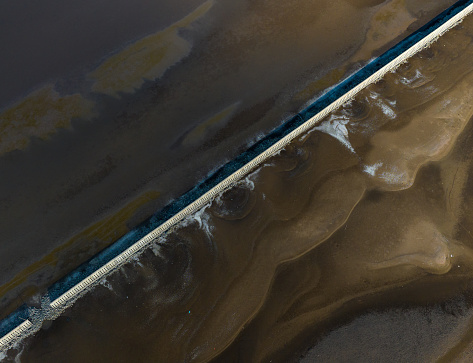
[0,0,456,319]
[4,7,473,362]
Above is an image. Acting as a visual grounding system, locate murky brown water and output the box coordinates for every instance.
[3,6,473,362]
[0,0,456,320]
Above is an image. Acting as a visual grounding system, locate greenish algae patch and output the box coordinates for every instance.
[294,0,415,105]
[294,67,347,104]
[351,0,415,62]
[0,85,94,155]
[0,191,161,300]
[88,0,214,97]
[181,102,239,147]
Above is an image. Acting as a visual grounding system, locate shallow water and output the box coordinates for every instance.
[4,8,473,362]
[0,0,457,319]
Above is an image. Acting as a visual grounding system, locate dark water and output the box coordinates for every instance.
[0,0,453,317]
[4,9,473,362]
[0,0,457,320]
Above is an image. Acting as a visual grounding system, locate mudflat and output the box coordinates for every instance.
[5,5,473,362]
[0,0,455,317]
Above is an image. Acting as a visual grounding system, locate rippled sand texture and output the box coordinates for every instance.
[0,0,457,319]
[4,10,473,363]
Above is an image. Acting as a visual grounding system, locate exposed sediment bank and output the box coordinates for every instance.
[4,6,473,362]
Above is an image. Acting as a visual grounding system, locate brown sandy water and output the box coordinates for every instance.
[3,8,473,362]
[0,0,457,319]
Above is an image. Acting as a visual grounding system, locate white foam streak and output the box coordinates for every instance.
[315,115,355,153]
[363,162,383,176]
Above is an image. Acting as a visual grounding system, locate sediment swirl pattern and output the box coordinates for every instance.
[5,6,473,363]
